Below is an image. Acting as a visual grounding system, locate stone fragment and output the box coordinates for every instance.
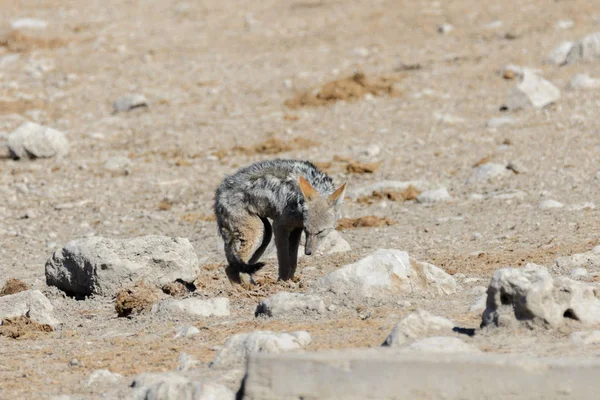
[152,298,230,318]
[255,292,325,317]
[8,122,69,159]
[505,69,561,110]
[382,310,455,347]
[131,372,234,400]
[565,33,600,64]
[545,41,574,65]
[315,249,456,302]
[211,330,311,368]
[416,188,451,203]
[84,369,122,387]
[113,94,148,113]
[0,290,60,327]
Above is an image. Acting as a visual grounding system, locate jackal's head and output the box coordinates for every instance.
[298,176,346,256]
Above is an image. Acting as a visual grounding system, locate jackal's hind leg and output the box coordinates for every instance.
[248,217,272,264]
[223,215,267,287]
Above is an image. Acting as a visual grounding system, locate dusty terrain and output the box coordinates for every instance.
[1,0,599,398]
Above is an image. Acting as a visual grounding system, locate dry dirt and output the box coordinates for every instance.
[1,0,600,398]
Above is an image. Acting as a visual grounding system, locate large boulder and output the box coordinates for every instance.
[7,122,69,159]
[45,236,200,297]
[255,292,325,318]
[314,249,456,302]
[211,330,311,368]
[0,290,60,327]
[382,310,455,347]
[481,264,600,329]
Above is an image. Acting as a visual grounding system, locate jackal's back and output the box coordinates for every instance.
[214,159,334,223]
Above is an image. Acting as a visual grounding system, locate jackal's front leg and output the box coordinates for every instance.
[273,224,293,281]
[287,228,303,280]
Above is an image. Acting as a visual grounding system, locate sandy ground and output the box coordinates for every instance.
[1,0,600,398]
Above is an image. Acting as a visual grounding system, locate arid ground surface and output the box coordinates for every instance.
[1,0,599,398]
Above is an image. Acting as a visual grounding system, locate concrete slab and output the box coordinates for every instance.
[242,348,600,400]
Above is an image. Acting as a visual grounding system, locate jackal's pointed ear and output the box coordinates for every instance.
[328,183,346,207]
[299,176,318,201]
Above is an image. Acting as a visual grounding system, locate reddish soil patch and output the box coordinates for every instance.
[346,161,381,174]
[357,185,421,204]
[337,216,397,230]
[0,278,29,296]
[0,31,66,52]
[0,317,52,339]
[285,72,401,108]
[115,282,161,318]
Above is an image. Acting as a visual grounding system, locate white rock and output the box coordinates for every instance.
[382,310,455,347]
[555,20,574,30]
[570,268,588,280]
[593,246,600,254]
[417,188,451,203]
[402,337,480,353]
[363,143,381,158]
[84,369,122,387]
[300,230,351,257]
[571,331,600,345]
[45,236,199,297]
[266,230,351,259]
[437,23,454,34]
[348,180,429,199]
[566,32,600,64]
[545,41,574,65]
[8,122,69,159]
[539,199,564,209]
[103,156,132,174]
[315,249,456,302]
[486,116,515,129]
[0,290,60,327]
[210,331,311,368]
[255,292,325,317]
[352,47,370,57]
[484,20,503,29]
[568,74,600,90]
[555,277,600,325]
[153,298,230,318]
[505,69,561,110]
[434,112,464,125]
[112,94,148,113]
[131,372,234,400]
[482,264,600,329]
[11,18,48,29]
[174,325,201,338]
[468,163,509,183]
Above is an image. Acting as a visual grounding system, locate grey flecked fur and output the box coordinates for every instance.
[214,159,345,283]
